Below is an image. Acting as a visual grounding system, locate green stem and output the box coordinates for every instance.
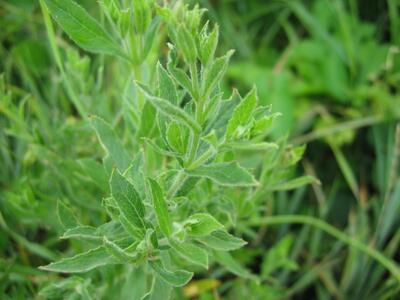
[248,215,400,283]
[167,170,187,199]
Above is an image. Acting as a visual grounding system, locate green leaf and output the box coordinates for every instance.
[57,200,79,229]
[271,175,320,191]
[226,87,258,139]
[200,24,219,65]
[43,0,126,58]
[39,246,118,273]
[110,170,146,234]
[202,50,234,97]
[198,230,247,251]
[91,116,131,172]
[146,178,173,237]
[77,158,109,190]
[186,213,224,237]
[166,122,187,154]
[175,25,198,63]
[223,141,278,152]
[188,162,258,187]
[137,101,157,139]
[213,251,258,282]
[142,276,172,300]
[166,64,194,98]
[61,226,101,241]
[150,259,193,287]
[169,240,208,269]
[136,82,201,133]
[103,237,141,263]
[157,62,178,105]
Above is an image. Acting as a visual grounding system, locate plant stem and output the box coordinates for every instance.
[167,169,187,199]
[247,215,400,283]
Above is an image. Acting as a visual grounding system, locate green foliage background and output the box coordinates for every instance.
[1,0,400,299]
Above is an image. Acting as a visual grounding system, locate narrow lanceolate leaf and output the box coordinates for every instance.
[157,62,178,105]
[169,240,208,269]
[167,64,194,98]
[57,200,79,229]
[226,87,258,139]
[91,116,131,172]
[142,276,172,300]
[200,24,219,65]
[110,170,146,233]
[188,162,258,187]
[186,213,224,237]
[202,50,234,97]
[136,82,201,133]
[43,0,126,58]
[39,246,118,273]
[213,251,258,282]
[271,175,320,191]
[223,141,278,151]
[61,226,101,241]
[198,230,247,251]
[146,178,173,237]
[103,237,141,263]
[150,259,193,287]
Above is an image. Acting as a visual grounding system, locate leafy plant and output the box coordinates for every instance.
[1,0,399,299]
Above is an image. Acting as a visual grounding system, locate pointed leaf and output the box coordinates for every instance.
[39,246,118,273]
[226,87,258,139]
[188,162,258,187]
[198,230,247,251]
[157,62,178,105]
[146,178,173,237]
[57,200,79,229]
[136,82,201,133]
[202,50,234,97]
[150,259,193,287]
[91,116,131,172]
[169,240,208,269]
[110,170,146,234]
[186,213,224,237]
[43,0,126,58]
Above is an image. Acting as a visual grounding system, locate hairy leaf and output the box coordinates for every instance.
[43,0,126,58]
[188,162,258,186]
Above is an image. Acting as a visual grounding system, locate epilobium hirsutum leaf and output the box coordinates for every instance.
[157,62,178,105]
[198,230,247,251]
[103,237,142,263]
[200,24,219,65]
[146,178,173,237]
[185,213,224,237]
[201,50,234,97]
[188,162,258,187]
[57,200,79,229]
[91,116,131,172]
[175,25,198,63]
[270,175,320,191]
[169,240,209,269]
[43,0,126,58]
[110,170,146,234]
[39,246,118,273]
[150,260,193,287]
[226,87,258,139]
[213,251,258,282]
[136,82,201,133]
[61,226,101,241]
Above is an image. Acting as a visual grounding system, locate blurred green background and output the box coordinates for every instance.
[1,0,400,299]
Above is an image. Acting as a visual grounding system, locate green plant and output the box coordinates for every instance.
[1,0,399,299]
[32,0,317,297]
